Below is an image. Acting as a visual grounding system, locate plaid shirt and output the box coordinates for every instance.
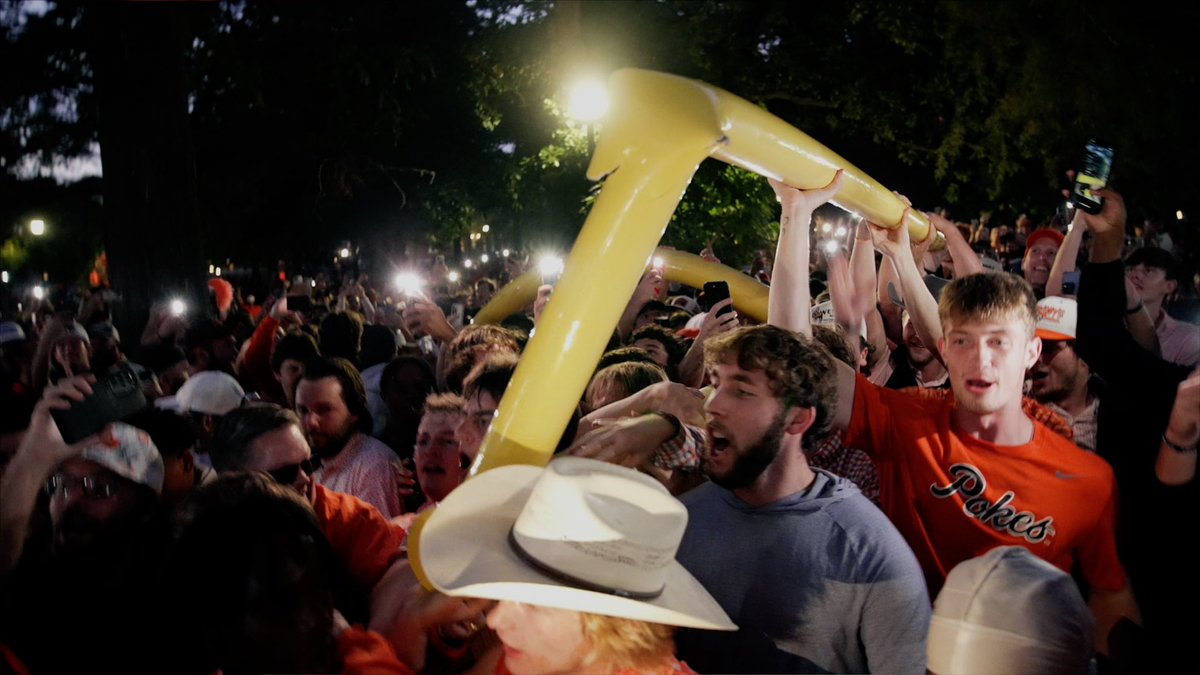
[652,416,704,472]
[806,430,881,506]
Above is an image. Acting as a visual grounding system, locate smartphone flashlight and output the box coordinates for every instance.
[170,298,187,317]
[653,256,665,270]
[822,240,840,255]
[394,272,427,301]
[539,255,565,286]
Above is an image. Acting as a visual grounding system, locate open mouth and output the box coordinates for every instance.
[706,426,730,457]
[965,378,995,395]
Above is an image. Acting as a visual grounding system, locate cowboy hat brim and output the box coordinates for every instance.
[419,464,736,631]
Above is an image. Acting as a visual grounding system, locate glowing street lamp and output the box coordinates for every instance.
[29,219,45,236]
[448,270,461,283]
[567,81,609,122]
[481,224,491,233]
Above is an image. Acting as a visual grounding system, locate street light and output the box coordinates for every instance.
[481,254,490,264]
[339,248,351,259]
[29,219,45,236]
[567,79,609,156]
[448,271,460,283]
[482,224,491,233]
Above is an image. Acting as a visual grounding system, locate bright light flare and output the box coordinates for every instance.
[30,219,45,236]
[502,249,511,258]
[567,80,609,122]
[448,271,461,283]
[835,226,848,238]
[481,254,490,263]
[820,223,832,234]
[32,286,45,300]
[464,259,474,269]
[1,271,8,284]
[394,272,426,300]
[539,255,565,279]
[1177,210,1185,221]
[339,248,351,259]
[214,267,222,277]
[482,224,491,233]
[822,240,840,255]
[170,299,186,317]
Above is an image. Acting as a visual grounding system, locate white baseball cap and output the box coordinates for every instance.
[157,371,246,416]
[1035,296,1077,341]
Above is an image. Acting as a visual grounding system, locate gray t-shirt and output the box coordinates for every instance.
[675,470,930,674]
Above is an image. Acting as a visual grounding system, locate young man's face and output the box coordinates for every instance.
[295,377,359,456]
[275,358,306,408]
[703,358,788,490]
[245,423,313,493]
[1022,241,1059,288]
[1027,339,1087,404]
[1126,264,1177,305]
[939,314,1041,416]
[415,411,466,503]
[455,390,499,462]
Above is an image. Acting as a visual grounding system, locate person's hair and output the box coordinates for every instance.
[210,404,301,472]
[474,277,496,293]
[137,342,188,375]
[270,331,320,374]
[301,356,372,433]
[358,324,399,369]
[595,346,659,371]
[587,362,668,409]
[579,612,675,672]
[1125,247,1183,282]
[318,311,364,363]
[166,473,339,674]
[183,319,232,361]
[704,325,836,444]
[462,352,518,405]
[123,408,197,460]
[423,392,466,417]
[380,354,436,401]
[811,324,857,369]
[439,325,523,393]
[938,272,1037,339]
[629,325,684,365]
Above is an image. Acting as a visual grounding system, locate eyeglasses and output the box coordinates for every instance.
[266,456,323,485]
[46,474,121,500]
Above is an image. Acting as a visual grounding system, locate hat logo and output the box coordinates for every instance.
[1037,305,1065,323]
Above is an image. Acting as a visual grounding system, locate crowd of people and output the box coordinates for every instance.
[0,172,1197,673]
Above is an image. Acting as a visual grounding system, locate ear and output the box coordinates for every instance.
[785,406,817,437]
[1165,278,1179,296]
[936,336,946,354]
[1024,336,1042,370]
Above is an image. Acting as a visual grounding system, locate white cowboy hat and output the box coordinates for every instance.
[418,456,736,631]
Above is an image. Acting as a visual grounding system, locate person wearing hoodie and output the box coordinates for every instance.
[671,325,930,674]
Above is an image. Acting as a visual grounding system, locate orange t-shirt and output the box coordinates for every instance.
[844,374,1126,596]
[313,484,405,597]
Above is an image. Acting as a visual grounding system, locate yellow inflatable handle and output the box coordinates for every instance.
[474,247,769,326]
[414,68,943,586]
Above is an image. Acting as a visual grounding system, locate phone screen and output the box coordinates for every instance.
[1072,140,1114,214]
[701,281,733,317]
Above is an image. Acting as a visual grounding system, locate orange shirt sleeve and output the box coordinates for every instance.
[239,314,285,402]
[313,485,405,597]
[844,373,903,460]
[337,625,415,675]
[1075,469,1128,593]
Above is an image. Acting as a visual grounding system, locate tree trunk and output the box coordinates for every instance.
[92,3,205,346]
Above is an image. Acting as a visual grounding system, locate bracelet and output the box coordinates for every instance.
[1125,303,1144,315]
[1162,434,1197,454]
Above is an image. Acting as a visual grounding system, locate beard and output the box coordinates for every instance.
[309,424,357,460]
[705,408,789,491]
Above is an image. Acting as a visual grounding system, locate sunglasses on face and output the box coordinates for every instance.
[266,456,323,485]
[46,474,121,500]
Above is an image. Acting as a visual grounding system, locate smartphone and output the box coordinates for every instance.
[51,364,147,444]
[1072,140,1114,215]
[287,295,313,313]
[1061,270,1081,296]
[701,281,733,317]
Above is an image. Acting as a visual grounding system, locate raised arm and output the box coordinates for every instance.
[870,209,943,365]
[767,170,843,336]
[927,212,983,277]
[1046,211,1086,297]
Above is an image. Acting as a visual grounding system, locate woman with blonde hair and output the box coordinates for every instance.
[418,456,735,674]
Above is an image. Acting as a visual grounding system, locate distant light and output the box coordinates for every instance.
[502,249,511,258]
[820,223,832,234]
[567,80,609,122]
[480,254,490,263]
[311,279,316,288]
[835,226,848,238]
[208,264,215,274]
[215,267,222,277]
[29,219,45,236]
[464,259,473,269]
[482,224,491,233]
[1,271,8,283]
[339,248,351,259]
[32,286,45,300]
[538,255,565,279]
[169,299,186,317]
[448,271,460,283]
[1177,210,1185,221]
[822,240,839,254]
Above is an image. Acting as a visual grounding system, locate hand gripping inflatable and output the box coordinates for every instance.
[410,69,944,583]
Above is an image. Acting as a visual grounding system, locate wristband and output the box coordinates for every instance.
[1162,434,1197,454]
[1125,302,1144,315]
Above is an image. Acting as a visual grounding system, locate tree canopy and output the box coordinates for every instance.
[2,0,1196,284]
